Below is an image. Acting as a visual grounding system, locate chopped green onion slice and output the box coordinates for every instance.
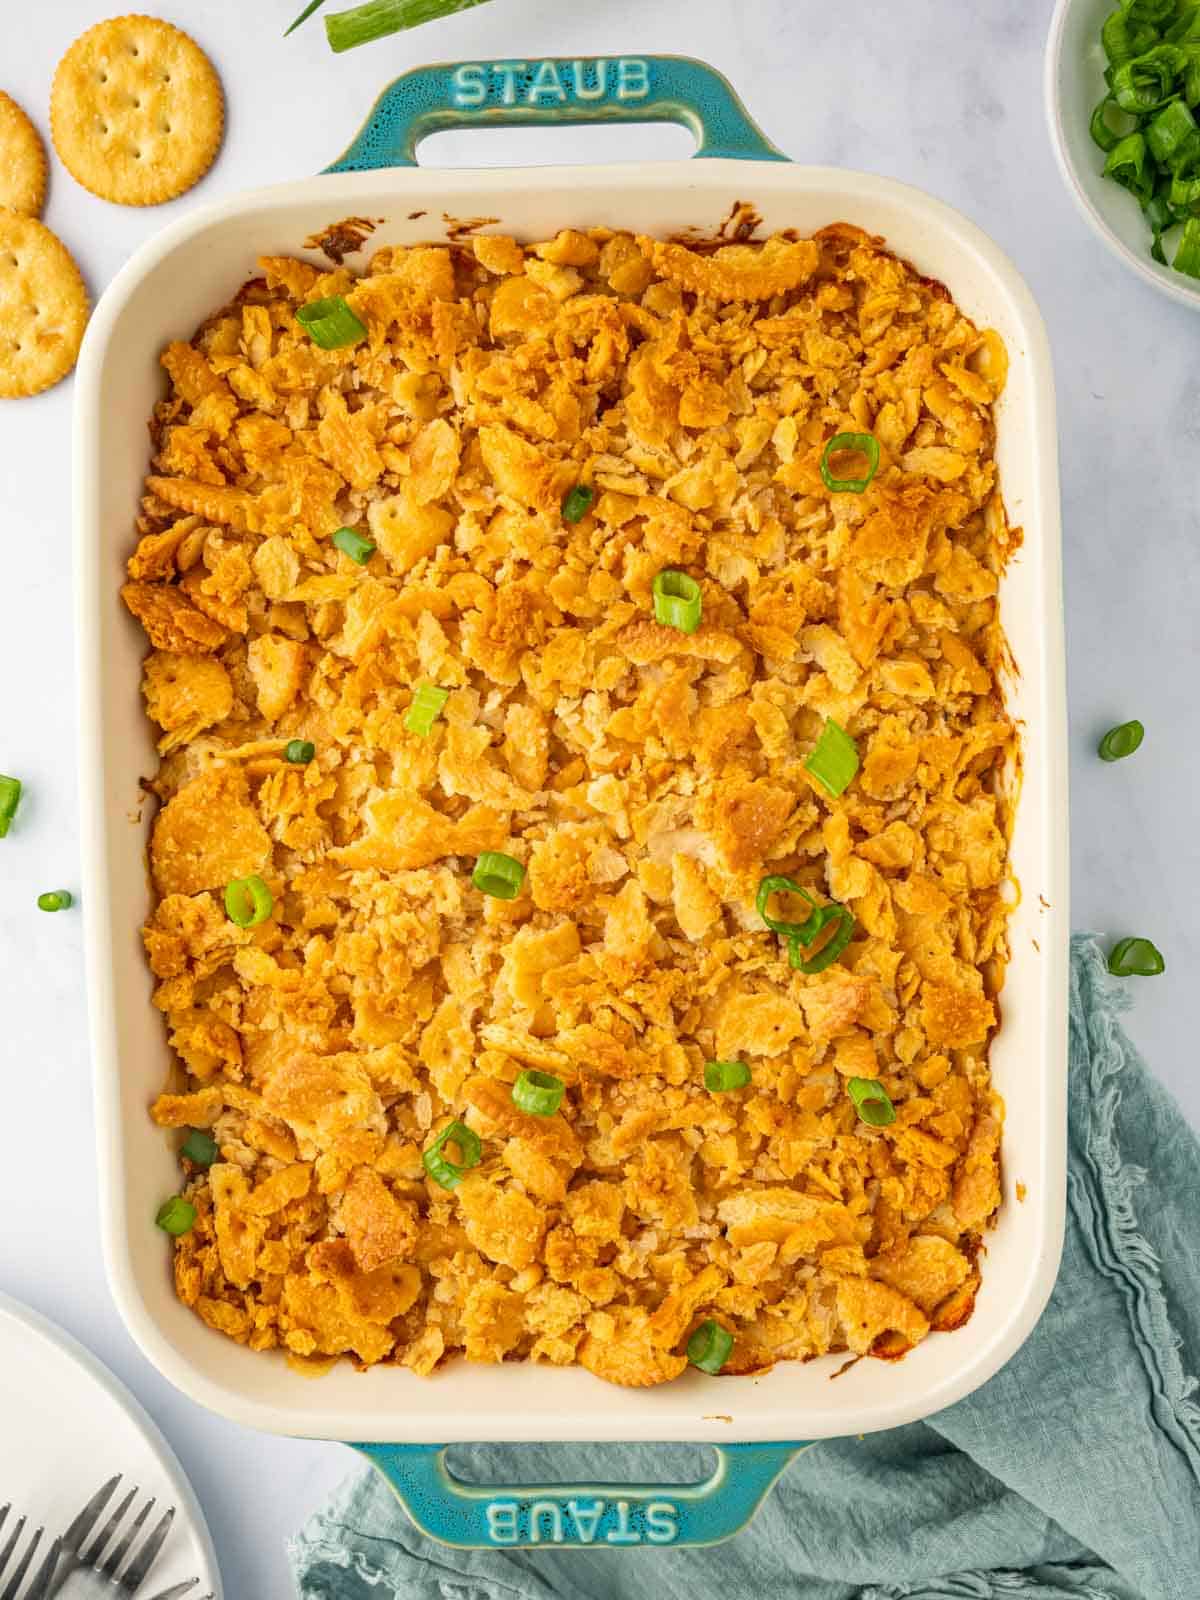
[296,294,366,349]
[1105,130,1153,198]
[422,1119,482,1190]
[1112,46,1187,115]
[1126,0,1174,25]
[156,1196,197,1237]
[1098,719,1145,760]
[1108,936,1165,976]
[37,890,72,912]
[756,874,820,940]
[561,483,595,523]
[332,525,375,564]
[1175,213,1200,273]
[405,682,450,736]
[285,739,316,764]
[651,569,703,634]
[1090,94,1141,152]
[181,1129,219,1167]
[285,0,325,33]
[687,1318,733,1374]
[1167,5,1200,43]
[224,873,273,928]
[787,906,856,975]
[805,717,860,797]
[326,0,495,54]
[1170,168,1200,209]
[1102,7,1158,63]
[847,1077,897,1127]
[472,851,525,899]
[512,1069,565,1116]
[1148,97,1197,162]
[820,431,880,494]
[0,774,21,838]
[704,1059,752,1092]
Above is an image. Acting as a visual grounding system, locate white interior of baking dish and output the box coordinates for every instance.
[75,160,1068,1442]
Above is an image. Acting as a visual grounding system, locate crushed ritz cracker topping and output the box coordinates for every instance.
[124,221,1018,1385]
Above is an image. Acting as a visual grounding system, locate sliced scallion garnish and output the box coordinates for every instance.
[296,295,366,349]
[332,525,375,564]
[1108,936,1165,976]
[37,890,72,912]
[181,1130,219,1167]
[472,851,525,900]
[805,717,859,797]
[405,683,450,736]
[651,570,703,635]
[1098,719,1144,760]
[285,739,316,764]
[687,1319,733,1374]
[787,905,856,975]
[0,774,21,838]
[1175,213,1200,274]
[847,1077,896,1127]
[224,874,273,928]
[820,431,880,494]
[512,1069,565,1116]
[422,1119,482,1190]
[704,1060,751,1092]
[156,1196,197,1237]
[561,484,594,524]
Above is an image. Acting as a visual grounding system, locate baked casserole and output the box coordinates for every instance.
[122,222,1017,1387]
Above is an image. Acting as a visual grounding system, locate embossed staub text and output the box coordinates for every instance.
[485,1496,679,1545]
[451,58,651,109]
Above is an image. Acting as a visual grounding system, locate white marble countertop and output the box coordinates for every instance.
[2,0,1196,1592]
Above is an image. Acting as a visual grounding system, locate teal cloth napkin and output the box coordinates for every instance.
[289,937,1200,1598]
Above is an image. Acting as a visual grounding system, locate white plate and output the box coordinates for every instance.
[0,1291,221,1597]
[1045,0,1200,310]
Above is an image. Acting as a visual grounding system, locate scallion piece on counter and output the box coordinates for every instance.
[512,1069,565,1117]
[1175,213,1200,273]
[561,483,595,524]
[224,873,273,928]
[0,775,21,838]
[155,1196,197,1237]
[788,905,856,975]
[651,569,703,634]
[1108,936,1166,976]
[847,1077,897,1127]
[687,1319,734,1375]
[704,1059,752,1093]
[296,295,366,349]
[285,739,316,764]
[405,683,450,736]
[805,717,860,797]
[37,890,72,913]
[1098,719,1144,760]
[181,1129,219,1167]
[472,851,525,900]
[332,525,376,564]
[820,431,880,494]
[422,1119,482,1190]
[326,0,494,53]
[285,0,326,33]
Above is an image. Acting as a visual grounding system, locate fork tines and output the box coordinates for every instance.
[0,1507,62,1600]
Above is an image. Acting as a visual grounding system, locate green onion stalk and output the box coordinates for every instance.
[326,0,494,52]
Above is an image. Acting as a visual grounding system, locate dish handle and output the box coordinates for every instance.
[325,54,787,171]
[349,1440,811,1549]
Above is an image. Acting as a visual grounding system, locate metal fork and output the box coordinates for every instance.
[53,1478,209,1598]
[0,1506,62,1600]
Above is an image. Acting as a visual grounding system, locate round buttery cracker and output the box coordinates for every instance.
[0,210,88,397]
[50,15,223,207]
[0,93,48,216]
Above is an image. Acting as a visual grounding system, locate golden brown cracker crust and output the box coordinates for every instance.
[0,92,47,217]
[50,14,223,207]
[0,210,88,398]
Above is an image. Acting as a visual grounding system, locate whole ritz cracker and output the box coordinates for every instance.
[0,210,88,397]
[0,92,47,216]
[50,14,223,207]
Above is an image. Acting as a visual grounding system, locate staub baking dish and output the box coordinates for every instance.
[75,56,1068,1549]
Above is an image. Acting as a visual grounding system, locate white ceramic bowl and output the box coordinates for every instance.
[1046,0,1200,309]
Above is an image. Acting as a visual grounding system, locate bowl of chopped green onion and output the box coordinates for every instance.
[1047,0,1200,306]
